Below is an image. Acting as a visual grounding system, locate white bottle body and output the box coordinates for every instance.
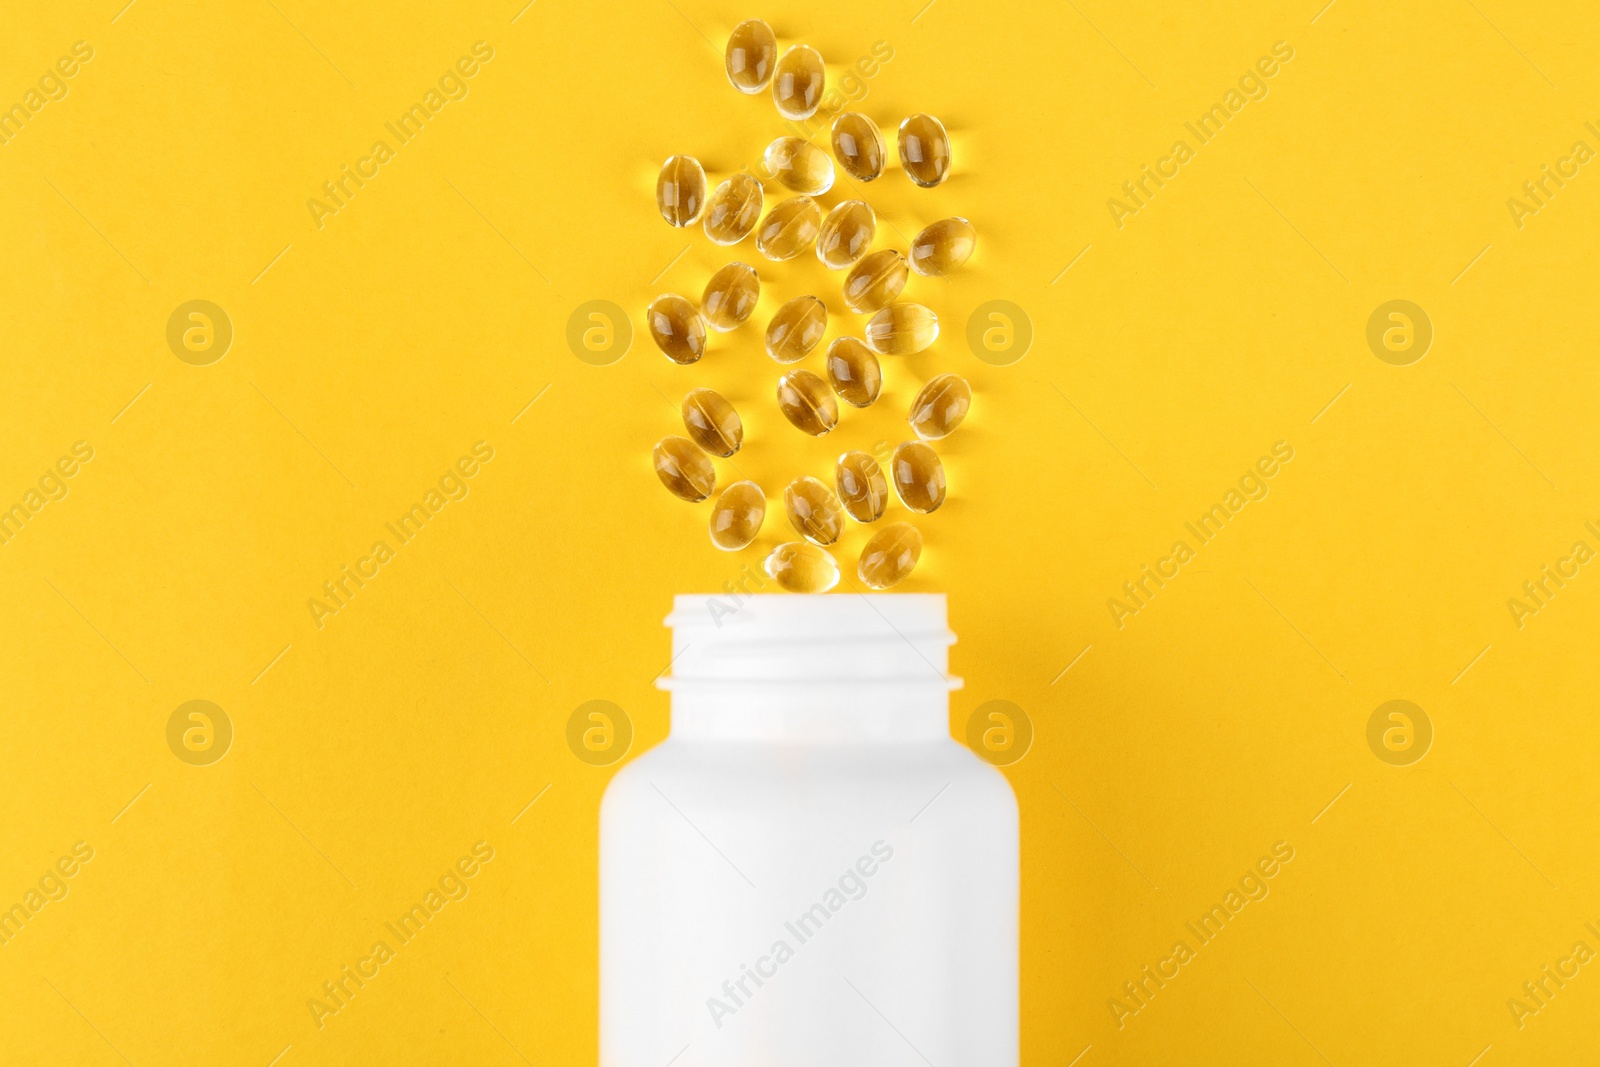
[599,595,1018,1066]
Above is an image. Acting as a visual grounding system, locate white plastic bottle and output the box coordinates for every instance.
[600,594,1018,1065]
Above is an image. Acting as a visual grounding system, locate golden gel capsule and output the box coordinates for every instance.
[682,387,743,457]
[825,337,881,407]
[764,541,839,593]
[898,114,951,187]
[710,480,765,550]
[816,200,876,270]
[762,137,834,195]
[765,295,827,364]
[859,522,923,589]
[776,370,838,436]
[835,450,888,523]
[654,436,716,502]
[702,262,759,332]
[908,373,971,440]
[703,173,764,246]
[725,19,776,94]
[892,441,946,513]
[842,249,908,313]
[865,302,939,356]
[831,112,885,182]
[756,196,822,261]
[784,476,844,546]
[910,217,976,276]
[647,294,706,364]
[772,45,825,120]
[657,155,706,226]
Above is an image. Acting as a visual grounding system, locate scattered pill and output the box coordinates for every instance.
[703,173,764,245]
[764,541,839,592]
[682,387,743,457]
[842,249,908,313]
[892,441,946,512]
[756,196,823,261]
[647,294,706,364]
[909,217,976,276]
[898,114,951,187]
[865,302,939,356]
[776,370,839,436]
[763,136,834,195]
[858,522,923,589]
[908,373,971,440]
[816,200,875,269]
[657,155,706,226]
[784,476,844,546]
[710,480,765,550]
[725,19,777,94]
[654,436,716,502]
[702,262,760,332]
[825,338,882,407]
[836,450,888,522]
[772,45,825,120]
[766,295,828,363]
[832,112,885,182]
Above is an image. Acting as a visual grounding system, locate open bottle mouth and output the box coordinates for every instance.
[658,593,962,691]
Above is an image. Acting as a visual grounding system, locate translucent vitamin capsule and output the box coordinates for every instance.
[858,522,923,589]
[762,137,834,195]
[825,337,881,407]
[784,476,844,546]
[725,19,776,94]
[765,295,827,364]
[898,114,951,187]
[776,370,838,436]
[654,436,716,502]
[647,294,706,364]
[892,441,945,513]
[709,480,765,551]
[909,217,977,276]
[842,249,908,313]
[756,196,822,261]
[702,262,759,332]
[764,541,839,593]
[656,155,706,226]
[772,45,825,120]
[816,200,875,270]
[865,303,939,356]
[831,112,885,182]
[908,373,971,440]
[835,450,888,522]
[682,387,743,457]
[703,173,764,246]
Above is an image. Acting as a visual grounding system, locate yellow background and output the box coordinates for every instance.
[3,0,1598,1063]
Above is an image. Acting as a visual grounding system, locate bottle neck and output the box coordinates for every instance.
[668,681,952,743]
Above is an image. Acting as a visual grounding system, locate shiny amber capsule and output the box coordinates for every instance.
[776,370,838,436]
[725,19,776,94]
[682,387,743,457]
[654,436,716,502]
[702,262,759,332]
[898,114,951,187]
[764,541,839,593]
[647,294,706,364]
[824,338,881,407]
[772,45,825,120]
[816,200,875,270]
[703,173,764,246]
[842,249,908,313]
[710,480,765,550]
[762,137,834,195]
[865,303,939,356]
[755,196,822,261]
[910,217,976,276]
[835,450,888,523]
[765,295,827,364]
[859,522,922,589]
[784,476,844,546]
[832,112,885,182]
[892,441,945,513]
[908,374,971,440]
[656,155,706,226]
